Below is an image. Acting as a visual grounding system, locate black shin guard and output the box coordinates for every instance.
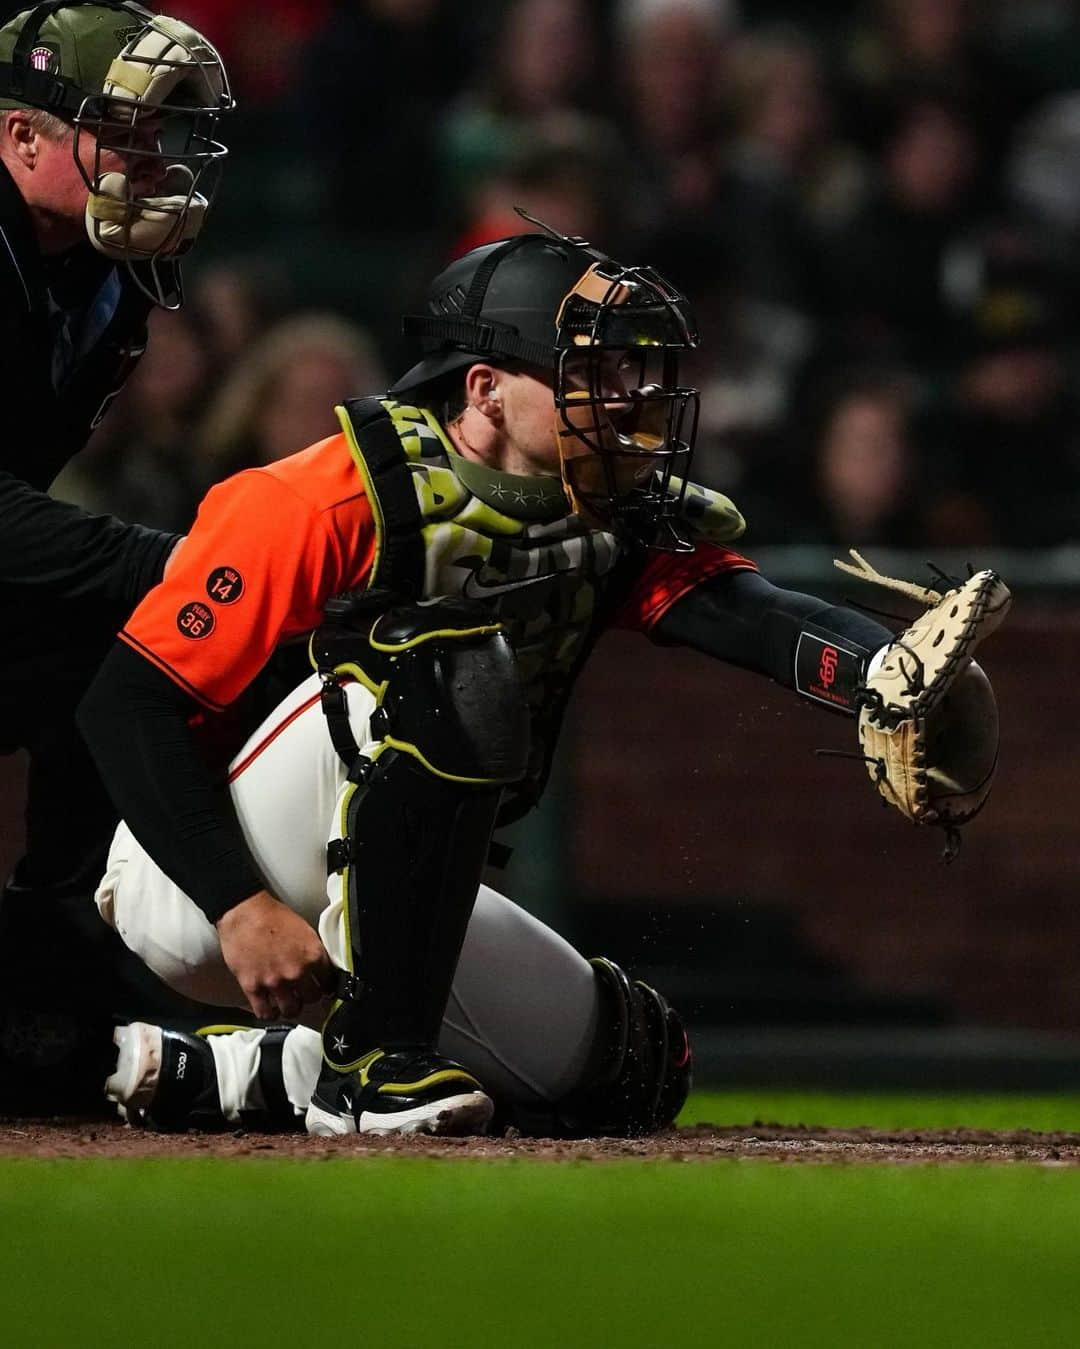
[316,594,529,1068]
[324,756,506,1063]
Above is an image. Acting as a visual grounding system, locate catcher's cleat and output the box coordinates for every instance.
[106,1022,224,1131]
[305,1047,494,1138]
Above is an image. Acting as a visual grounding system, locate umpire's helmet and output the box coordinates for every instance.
[392,222,701,551]
[0,2,231,308]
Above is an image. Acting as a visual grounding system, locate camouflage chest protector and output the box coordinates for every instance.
[321,395,745,817]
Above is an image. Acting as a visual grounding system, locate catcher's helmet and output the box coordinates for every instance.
[392,220,701,551]
[0,1,231,308]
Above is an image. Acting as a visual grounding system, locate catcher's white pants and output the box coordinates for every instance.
[94,673,600,1120]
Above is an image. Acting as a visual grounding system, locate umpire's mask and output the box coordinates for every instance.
[0,1,232,309]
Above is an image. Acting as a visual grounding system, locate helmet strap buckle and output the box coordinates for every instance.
[471,321,496,354]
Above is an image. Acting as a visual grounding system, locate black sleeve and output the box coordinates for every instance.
[655,568,894,713]
[0,471,178,612]
[77,641,264,924]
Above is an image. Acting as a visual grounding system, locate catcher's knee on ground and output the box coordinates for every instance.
[495,956,693,1138]
[106,943,691,1137]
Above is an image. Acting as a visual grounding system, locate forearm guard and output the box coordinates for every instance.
[656,567,894,715]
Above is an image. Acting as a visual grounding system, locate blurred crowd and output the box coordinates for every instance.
[54,0,1080,549]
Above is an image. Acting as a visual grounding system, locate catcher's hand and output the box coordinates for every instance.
[834,550,1011,852]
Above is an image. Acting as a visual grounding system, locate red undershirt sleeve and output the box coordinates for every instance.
[611,542,759,635]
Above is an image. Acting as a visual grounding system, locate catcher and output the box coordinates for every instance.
[77,223,1010,1138]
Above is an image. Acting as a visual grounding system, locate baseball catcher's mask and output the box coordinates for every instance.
[554,259,699,550]
[393,216,701,551]
[0,1,232,308]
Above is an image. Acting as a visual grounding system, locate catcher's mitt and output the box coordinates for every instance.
[834,550,1012,854]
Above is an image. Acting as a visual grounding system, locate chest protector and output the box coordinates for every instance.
[324,396,745,817]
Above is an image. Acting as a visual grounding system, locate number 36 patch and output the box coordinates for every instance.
[176,601,216,639]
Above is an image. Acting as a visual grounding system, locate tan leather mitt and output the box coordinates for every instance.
[834,550,1012,848]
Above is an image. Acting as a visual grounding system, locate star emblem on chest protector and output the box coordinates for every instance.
[332,1034,349,1056]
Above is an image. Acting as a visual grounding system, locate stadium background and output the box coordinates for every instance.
[6,0,1080,1086]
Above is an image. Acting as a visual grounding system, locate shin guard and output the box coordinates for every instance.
[316,594,529,1067]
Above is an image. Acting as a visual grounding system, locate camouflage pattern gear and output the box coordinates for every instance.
[328,396,745,815]
[0,3,139,111]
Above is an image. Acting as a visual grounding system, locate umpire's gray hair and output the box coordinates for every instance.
[0,107,72,141]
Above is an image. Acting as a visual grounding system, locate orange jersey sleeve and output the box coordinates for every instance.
[613,541,758,634]
[120,436,376,710]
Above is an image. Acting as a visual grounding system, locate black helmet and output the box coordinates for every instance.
[392,221,701,550]
[390,233,585,392]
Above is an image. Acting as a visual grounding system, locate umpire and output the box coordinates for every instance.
[0,0,230,1097]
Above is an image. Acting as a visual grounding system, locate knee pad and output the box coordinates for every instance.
[314,590,530,784]
[496,957,693,1139]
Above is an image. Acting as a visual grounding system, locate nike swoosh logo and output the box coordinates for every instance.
[461,571,560,600]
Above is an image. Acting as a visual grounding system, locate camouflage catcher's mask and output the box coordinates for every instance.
[390,215,701,551]
[0,0,231,307]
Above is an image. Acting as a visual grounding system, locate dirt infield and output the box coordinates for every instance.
[5,1118,1080,1164]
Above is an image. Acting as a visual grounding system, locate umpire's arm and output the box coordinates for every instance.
[0,469,177,613]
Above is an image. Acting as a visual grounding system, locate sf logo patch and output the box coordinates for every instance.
[206,566,244,605]
[177,601,215,640]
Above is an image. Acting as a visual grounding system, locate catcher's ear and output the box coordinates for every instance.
[463,364,502,417]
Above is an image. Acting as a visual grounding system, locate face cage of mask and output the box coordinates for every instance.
[71,84,228,308]
[554,342,700,547]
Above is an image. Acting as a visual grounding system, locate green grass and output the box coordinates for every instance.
[680,1088,1080,1131]
[5,1092,1080,1349]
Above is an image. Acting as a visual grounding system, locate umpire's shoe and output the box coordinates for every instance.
[306,1047,494,1138]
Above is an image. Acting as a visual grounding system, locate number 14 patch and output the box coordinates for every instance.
[206,566,245,605]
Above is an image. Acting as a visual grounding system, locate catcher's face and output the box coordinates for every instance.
[483,353,635,479]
